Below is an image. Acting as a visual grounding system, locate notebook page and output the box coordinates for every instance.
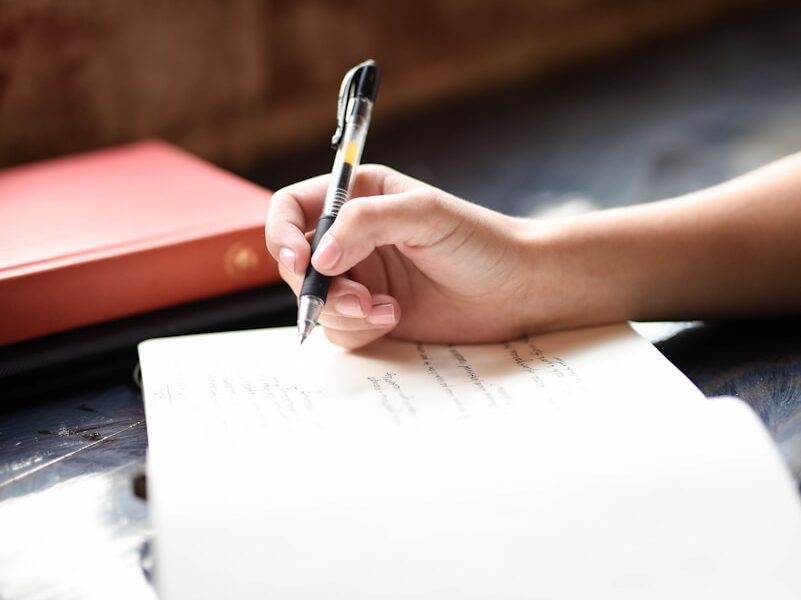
[139,324,801,599]
[140,324,702,437]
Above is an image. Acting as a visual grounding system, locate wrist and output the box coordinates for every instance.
[516,212,645,333]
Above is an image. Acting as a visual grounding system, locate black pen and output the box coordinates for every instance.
[297,59,380,343]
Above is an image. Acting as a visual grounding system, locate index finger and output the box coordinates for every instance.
[265,165,416,274]
[265,174,330,274]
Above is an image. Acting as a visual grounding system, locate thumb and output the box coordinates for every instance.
[310,190,461,275]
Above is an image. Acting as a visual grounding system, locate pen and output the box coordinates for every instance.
[297,59,381,343]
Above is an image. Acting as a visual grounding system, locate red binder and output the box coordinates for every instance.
[0,141,279,345]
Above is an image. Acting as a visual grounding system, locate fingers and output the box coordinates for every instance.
[311,189,460,276]
[266,174,329,276]
[280,264,371,314]
[279,264,401,349]
[266,164,427,349]
[351,164,422,197]
[323,313,396,349]
[265,165,415,277]
[321,294,401,350]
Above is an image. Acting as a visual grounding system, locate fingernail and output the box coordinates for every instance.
[334,294,365,318]
[312,234,342,270]
[367,303,396,326]
[278,247,296,273]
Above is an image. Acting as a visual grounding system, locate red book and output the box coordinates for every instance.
[0,141,279,345]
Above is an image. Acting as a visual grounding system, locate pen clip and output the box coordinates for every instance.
[331,60,371,149]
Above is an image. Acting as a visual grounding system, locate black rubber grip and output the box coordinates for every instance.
[300,215,337,301]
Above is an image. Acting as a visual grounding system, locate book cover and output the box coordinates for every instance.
[0,140,279,345]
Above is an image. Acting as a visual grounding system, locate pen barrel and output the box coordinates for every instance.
[300,215,337,301]
[321,98,372,217]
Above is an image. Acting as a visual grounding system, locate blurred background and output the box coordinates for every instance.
[2,0,800,216]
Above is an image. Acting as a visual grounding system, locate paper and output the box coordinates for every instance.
[139,324,801,599]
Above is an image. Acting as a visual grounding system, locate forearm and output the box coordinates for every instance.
[531,153,801,328]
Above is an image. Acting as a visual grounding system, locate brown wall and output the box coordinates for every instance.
[0,0,770,170]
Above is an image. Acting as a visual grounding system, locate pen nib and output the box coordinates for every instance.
[298,320,315,345]
[297,295,324,345]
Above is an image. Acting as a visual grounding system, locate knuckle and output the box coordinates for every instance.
[339,198,375,228]
[421,189,448,213]
[397,191,443,225]
[360,163,393,183]
[359,163,386,177]
[267,191,290,217]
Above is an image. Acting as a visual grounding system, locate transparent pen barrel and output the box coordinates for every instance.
[322,98,373,216]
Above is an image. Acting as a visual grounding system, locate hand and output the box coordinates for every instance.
[269,154,801,348]
[265,165,541,349]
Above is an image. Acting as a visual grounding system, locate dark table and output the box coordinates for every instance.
[3,5,801,597]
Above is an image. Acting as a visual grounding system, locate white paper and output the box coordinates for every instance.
[139,324,801,599]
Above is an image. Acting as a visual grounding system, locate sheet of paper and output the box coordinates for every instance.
[139,324,801,599]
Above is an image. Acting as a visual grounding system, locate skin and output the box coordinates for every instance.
[265,155,801,349]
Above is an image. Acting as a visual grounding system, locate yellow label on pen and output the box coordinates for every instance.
[343,140,359,165]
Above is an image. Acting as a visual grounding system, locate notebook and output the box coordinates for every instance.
[139,324,801,599]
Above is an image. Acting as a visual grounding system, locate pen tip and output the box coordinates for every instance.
[298,320,314,345]
[297,296,323,345]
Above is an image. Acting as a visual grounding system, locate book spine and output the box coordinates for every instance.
[0,226,280,345]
